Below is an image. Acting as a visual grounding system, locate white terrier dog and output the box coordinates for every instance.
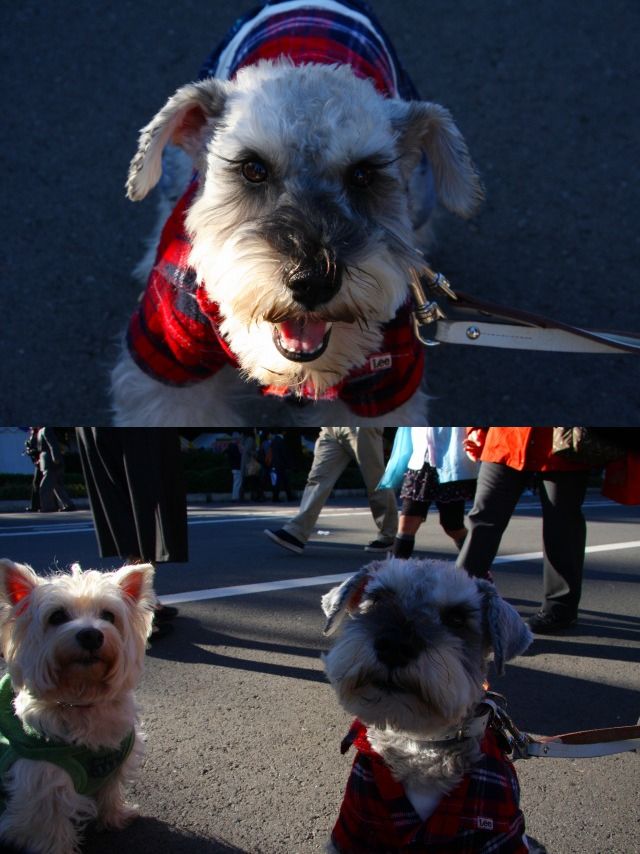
[321,558,541,853]
[112,0,482,426]
[0,559,155,854]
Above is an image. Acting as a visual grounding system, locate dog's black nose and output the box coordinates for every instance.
[285,263,342,310]
[374,631,424,669]
[76,628,104,652]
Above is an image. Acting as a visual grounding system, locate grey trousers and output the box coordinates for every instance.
[284,427,398,544]
[457,461,590,616]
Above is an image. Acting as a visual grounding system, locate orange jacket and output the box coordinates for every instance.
[468,428,592,472]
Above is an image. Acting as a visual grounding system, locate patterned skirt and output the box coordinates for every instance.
[399,464,476,504]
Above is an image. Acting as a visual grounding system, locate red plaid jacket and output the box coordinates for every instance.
[127,181,425,417]
[331,720,528,854]
[126,0,428,417]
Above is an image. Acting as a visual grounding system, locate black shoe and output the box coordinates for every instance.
[264,528,305,554]
[149,619,174,642]
[155,604,179,622]
[528,611,577,634]
[364,538,395,553]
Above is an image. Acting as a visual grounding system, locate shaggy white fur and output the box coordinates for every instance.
[0,560,155,854]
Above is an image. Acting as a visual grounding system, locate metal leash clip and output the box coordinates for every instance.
[408,266,458,346]
[483,692,533,761]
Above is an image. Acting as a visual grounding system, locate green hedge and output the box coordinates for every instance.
[0,450,365,499]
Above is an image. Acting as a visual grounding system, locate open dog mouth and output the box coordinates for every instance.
[272,318,333,362]
[72,654,104,667]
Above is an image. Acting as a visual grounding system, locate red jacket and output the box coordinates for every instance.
[468,428,591,472]
[332,720,527,853]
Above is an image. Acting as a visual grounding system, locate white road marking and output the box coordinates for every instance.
[0,498,624,538]
[159,540,640,605]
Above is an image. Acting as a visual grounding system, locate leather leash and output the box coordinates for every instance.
[409,267,640,355]
[483,696,640,761]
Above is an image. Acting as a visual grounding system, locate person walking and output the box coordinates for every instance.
[225,435,243,501]
[37,427,76,512]
[391,427,478,559]
[76,428,188,639]
[456,427,592,633]
[240,430,264,501]
[268,431,294,502]
[264,427,397,553]
[24,427,42,512]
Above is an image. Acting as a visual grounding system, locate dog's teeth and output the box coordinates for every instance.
[275,319,332,356]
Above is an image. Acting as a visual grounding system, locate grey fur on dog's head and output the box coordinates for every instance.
[125,59,482,397]
[322,558,531,736]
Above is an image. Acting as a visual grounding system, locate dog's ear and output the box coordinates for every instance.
[389,100,483,218]
[126,78,229,201]
[321,568,372,636]
[0,559,40,609]
[114,563,156,607]
[476,579,533,675]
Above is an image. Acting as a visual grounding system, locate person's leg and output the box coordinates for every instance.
[392,498,428,558]
[283,429,350,544]
[534,469,589,623]
[353,428,398,541]
[51,465,75,511]
[38,460,59,513]
[76,428,134,557]
[231,469,242,501]
[456,462,526,578]
[437,499,467,550]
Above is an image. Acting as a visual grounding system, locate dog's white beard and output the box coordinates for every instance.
[324,636,484,737]
[189,226,409,394]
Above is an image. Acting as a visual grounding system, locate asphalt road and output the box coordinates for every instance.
[2,1,639,424]
[0,493,638,853]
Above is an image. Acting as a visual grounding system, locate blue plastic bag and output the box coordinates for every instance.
[378,427,413,489]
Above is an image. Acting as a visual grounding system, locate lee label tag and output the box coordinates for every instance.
[369,353,392,371]
[477,817,494,830]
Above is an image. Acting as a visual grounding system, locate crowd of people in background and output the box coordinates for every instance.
[20,425,640,637]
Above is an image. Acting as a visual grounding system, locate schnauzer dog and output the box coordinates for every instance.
[322,558,539,853]
[0,559,155,854]
[112,0,482,426]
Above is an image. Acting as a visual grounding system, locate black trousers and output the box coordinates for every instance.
[456,462,590,616]
[77,428,188,563]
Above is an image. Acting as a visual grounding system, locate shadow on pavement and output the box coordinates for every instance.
[146,618,327,684]
[84,817,248,853]
[490,663,639,735]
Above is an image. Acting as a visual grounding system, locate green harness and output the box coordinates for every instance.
[0,673,135,808]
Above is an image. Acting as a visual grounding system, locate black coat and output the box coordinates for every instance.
[76,428,188,563]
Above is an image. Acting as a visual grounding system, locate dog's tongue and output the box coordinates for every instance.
[278,318,327,353]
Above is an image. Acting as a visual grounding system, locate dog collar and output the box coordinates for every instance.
[389,705,494,750]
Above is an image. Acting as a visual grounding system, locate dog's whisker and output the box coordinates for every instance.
[380,226,426,267]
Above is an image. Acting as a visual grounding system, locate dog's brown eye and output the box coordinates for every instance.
[48,608,70,626]
[441,608,467,629]
[348,163,374,188]
[242,159,268,183]
[100,610,116,624]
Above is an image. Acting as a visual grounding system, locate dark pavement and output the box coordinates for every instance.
[2,1,639,423]
[0,493,638,852]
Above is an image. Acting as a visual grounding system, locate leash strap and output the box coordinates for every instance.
[484,695,640,760]
[526,725,640,759]
[409,268,640,355]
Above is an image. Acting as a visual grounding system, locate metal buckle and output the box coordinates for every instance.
[486,700,533,761]
[408,266,459,346]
